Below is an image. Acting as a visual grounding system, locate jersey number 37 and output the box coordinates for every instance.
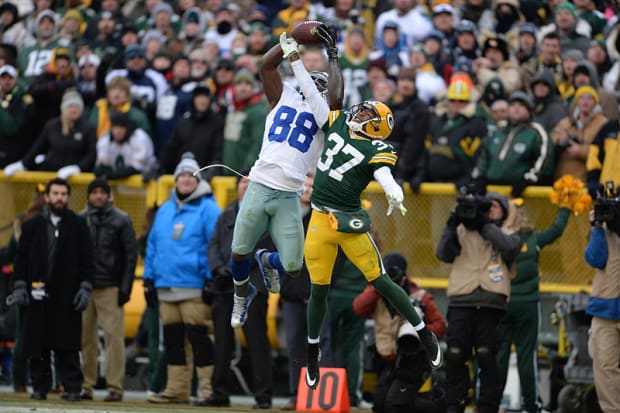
[268,106,318,153]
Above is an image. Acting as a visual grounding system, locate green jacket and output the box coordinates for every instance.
[222,98,267,175]
[479,121,554,185]
[511,207,570,303]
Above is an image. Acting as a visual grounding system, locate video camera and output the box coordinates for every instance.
[594,180,620,223]
[456,184,492,221]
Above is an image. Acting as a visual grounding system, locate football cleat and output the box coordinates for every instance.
[230,284,257,328]
[256,249,280,293]
[306,342,321,389]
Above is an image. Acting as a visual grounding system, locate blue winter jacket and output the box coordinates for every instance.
[144,181,221,288]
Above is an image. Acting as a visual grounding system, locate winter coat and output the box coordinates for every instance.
[477,59,522,95]
[585,227,620,320]
[569,61,620,121]
[96,127,156,178]
[144,182,221,289]
[22,115,97,172]
[159,109,224,180]
[387,93,430,183]
[531,70,567,132]
[551,112,607,181]
[206,200,275,296]
[587,120,620,190]
[80,202,137,295]
[0,85,34,167]
[353,279,446,359]
[436,221,522,310]
[154,81,194,153]
[27,70,76,135]
[14,210,94,356]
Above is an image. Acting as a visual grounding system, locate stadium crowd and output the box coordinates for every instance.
[1,0,620,411]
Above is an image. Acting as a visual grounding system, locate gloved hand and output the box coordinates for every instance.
[202,280,215,305]
[316,23,338,59]
[57,164,81,179]
[386,188,407,216]
[3,161,25,177]
[118,290,131,306]
[279,32,299,59]
[9,280,29,306]
[409,176,423,193]
[511,179,534,198]
[212,267,233,291]
[73,281,92,311]
[143,279,158,308]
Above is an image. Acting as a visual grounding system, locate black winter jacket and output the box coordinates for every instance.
[80,202,137,296]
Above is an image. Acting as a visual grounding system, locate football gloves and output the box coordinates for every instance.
[386,190,407,216]
[279,33,299,59]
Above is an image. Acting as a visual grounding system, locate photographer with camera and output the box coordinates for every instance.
[353,253,446,413]
[436,191,522,413]
[584,181,620,412]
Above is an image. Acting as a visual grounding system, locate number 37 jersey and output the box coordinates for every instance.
[249,84,328,192]
[311,111,398,212]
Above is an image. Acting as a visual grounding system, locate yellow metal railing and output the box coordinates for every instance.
[0,173,595,291]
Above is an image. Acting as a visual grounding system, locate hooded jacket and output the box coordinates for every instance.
[144,181,221,292]
[531,70,567,132]
[571,60,620,120]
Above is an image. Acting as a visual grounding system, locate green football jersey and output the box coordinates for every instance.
[340,55,369,108]
[311,111,398,212]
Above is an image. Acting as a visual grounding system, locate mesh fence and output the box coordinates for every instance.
[0,173,594,290]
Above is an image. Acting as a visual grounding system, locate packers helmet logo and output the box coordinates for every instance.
[386,113,394,129]
[349,218,364,230]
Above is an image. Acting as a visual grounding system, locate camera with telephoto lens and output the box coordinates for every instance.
[594,180,620,223]
[456,184,492,221]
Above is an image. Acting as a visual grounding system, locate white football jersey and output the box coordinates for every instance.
[249,83,328,192]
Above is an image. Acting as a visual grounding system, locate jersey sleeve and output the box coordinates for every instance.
[369,142,398,170]
[322,110,342,133]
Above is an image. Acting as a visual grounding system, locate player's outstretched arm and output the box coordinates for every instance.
[316,24,343,111]
[260,44,284,108]
[374,166,407,216]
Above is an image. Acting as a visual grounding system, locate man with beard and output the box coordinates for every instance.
[10,177,94,401]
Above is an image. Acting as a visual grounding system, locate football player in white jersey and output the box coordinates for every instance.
[230,25,344,328]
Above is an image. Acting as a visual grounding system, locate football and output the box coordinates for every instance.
[290,21,323,45]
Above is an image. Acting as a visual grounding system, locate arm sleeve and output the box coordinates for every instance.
[479,225,523,262]
[436,226,461,263]
[537,207,570,248]
[585,227,608,269]
[290,59,329,127]
[127,129,155,171]
[374,166,401,197]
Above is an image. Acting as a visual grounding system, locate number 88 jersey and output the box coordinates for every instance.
[249,83,328,192]
[311,110,398,212]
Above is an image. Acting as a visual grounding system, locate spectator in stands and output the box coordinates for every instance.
[353,252,446,413]
[436,191,521,413]
[211,58,235,115]
[271,0,318,38]
[89,76,152,139]
[424,29,451,82]
[572,60,620,120]
[134,0,181,34]
[79,178,137,402]
[27,47,76,138]
[431,3,456,53]
[499,200,570,413]
[222,69,267,176]
[246,21,272,59]
[587,40,613,83]
[17,10,67,84]
[148,2,180,42]
[574,0,606,39]
[83,0,128,41]
[418,78,487,190]
[76,53,101,111]
[205,173,274,409]
[94,111,156,180]
[488,99,510,135]
[602,25,620,103]
[159,83,224,181]
[340,27,369,108]
[489,0,524,52]
[90,12,122,66]
[188,48,213,83]
[585,197,620,412]
[318,0,365,49]
[58,9,85,46]
[144,153,219,404]
[369,21,408,78]
[453,0,494,33]
[476,78,507,127]
[407,45,447,105]
[538,32,563,84]
[105,44,169,126]
[374,0,432,48]
[557,49,584,100]
[0,2,32,49]
[587,119,620,195]
[552,86,607,182]
[538,2,591,55]
[204,5,240,58]
[154,55,194,153]
[0,65,34,168]
[452,19,480,63]
[179,7,207,54]
[474,36,522,95]
[4,89,97,179]
[475,91,555,197]
[388,67,430,188]
[12,177,94,401]
[515,23,539,87]
[531,69,567,132]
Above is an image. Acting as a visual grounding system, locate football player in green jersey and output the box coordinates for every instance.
[280,28,444,391]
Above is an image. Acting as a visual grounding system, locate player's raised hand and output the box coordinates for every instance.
[386,189,407,216]
[279,32,299,59]
[316,24,338,58]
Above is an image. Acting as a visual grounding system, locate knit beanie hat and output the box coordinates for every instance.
[383,253,408,274]
[574,85,599,105]
[87,178,111,195]
[174,152,200,180]
[555,2,576,19]
[61,88,84,112]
